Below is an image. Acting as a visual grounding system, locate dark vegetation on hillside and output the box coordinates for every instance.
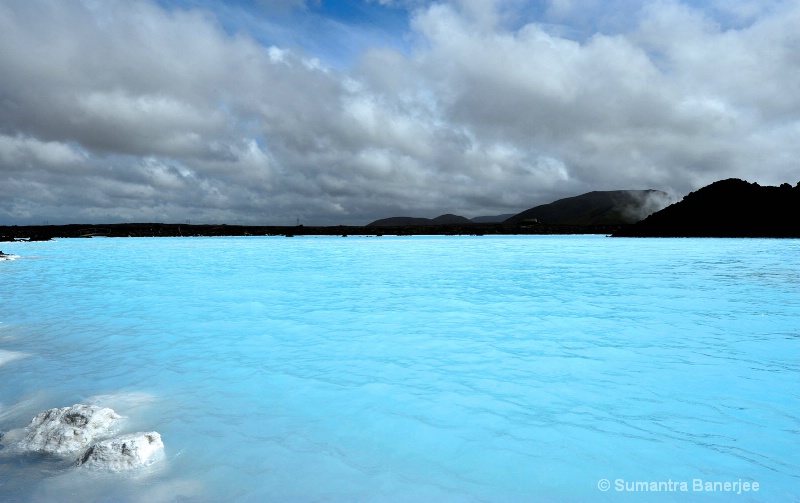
[613,179,800,237]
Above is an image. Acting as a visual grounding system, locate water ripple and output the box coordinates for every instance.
[0,236,798,501]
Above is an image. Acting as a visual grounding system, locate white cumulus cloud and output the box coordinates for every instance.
[0,0,798,225]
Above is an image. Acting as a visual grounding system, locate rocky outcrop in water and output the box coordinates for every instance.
[1,404,164,471]
[17,404,121,456]
[77,431,164,471]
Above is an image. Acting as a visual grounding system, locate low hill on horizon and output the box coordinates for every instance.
[613,178,800,237]
[367,213,474,226]
[505,189,673,226]
[368,189,672,227]
[471,214,516,223]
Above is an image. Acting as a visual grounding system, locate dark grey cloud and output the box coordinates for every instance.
[1,0,798,225]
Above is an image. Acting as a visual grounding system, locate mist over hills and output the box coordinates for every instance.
[5,179,798,240]
[503,190,673,225]
[368,190,673,227]
[613,179,800,237]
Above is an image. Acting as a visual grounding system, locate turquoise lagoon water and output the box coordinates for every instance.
[0,235,798,502]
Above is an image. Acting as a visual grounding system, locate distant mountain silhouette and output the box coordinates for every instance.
[367,216,436,226]
[368,190,670,227]
[367,214,473,226]
[432,214,473,225]
[504,190,671,226]
[613,179,800,237]
[471,214,516,223]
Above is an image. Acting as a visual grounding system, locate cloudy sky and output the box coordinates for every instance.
[1,0,798,225]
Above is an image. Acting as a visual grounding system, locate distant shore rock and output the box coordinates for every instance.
[0,251,19,261]
[77,431,164,471]
[16,404,121,456]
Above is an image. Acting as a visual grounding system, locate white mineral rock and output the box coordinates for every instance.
[17,404,121,456]
[77,432,164,471]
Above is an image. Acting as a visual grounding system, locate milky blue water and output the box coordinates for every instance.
[0,236,798,502]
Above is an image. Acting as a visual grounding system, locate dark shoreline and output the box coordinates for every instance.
[0,222,627,241]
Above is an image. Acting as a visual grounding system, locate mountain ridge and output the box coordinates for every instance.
[368,189,671,227]
[612,179,800,237]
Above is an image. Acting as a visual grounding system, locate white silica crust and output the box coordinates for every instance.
[17,404,121,456]
[77,432,164,471]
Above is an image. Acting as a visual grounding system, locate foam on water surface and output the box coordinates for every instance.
[0,236,798,502]
[0,349,27,367]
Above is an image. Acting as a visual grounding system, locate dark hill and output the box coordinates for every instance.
[613,179,800,237]
[431,214,473,224]
[505,190,671,225]
[471,214,516,223]
[368,214,472,226]
[366,216,434,226]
